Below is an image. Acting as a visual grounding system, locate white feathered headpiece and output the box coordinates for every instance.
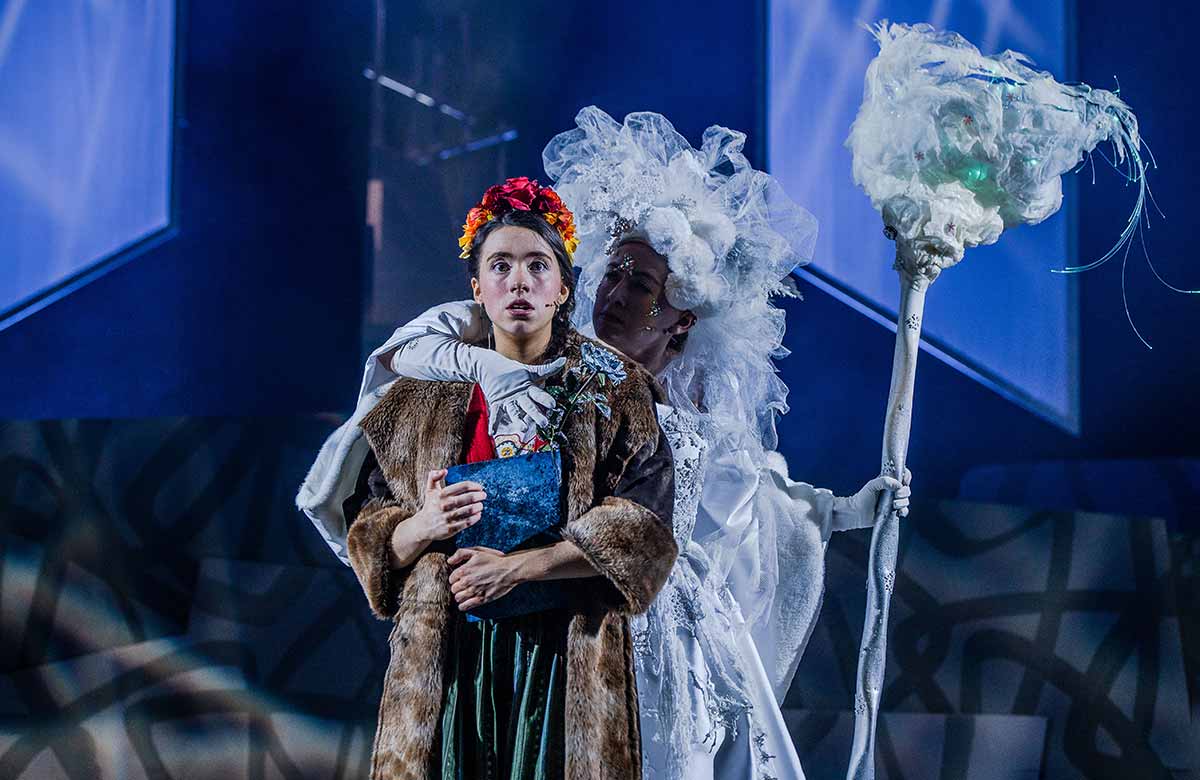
[543,106,818,449]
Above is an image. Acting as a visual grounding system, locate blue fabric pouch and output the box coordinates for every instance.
[446,449,570,620]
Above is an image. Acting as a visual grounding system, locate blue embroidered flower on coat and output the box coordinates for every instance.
[580,342,628,385]
[537,342,627,448]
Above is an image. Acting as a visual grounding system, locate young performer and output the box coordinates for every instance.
[317,178,678,779]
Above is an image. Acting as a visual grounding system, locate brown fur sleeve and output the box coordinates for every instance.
[346,499,412,619]
[562,374,677,615]
[344,450,421,620]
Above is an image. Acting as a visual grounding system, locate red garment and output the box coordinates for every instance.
[462,384,497,464]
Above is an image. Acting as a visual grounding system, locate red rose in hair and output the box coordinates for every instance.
[479,185,504,212]
[505,176,536,192]
[481,177,539,213]
[532,188,564,213]
[503,178,539,210]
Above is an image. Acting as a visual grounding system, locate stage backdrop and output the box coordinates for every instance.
[0,1,371,419]
[0,0,176,330]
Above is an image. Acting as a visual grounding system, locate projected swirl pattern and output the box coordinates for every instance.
[0,417,390,779]
[0,421,1195,777]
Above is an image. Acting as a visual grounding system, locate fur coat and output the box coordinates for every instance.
[345,331,678,780]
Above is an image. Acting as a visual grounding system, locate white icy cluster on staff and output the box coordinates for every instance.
[847,20,1146,269]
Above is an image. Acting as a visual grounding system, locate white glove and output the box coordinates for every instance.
[387,301,565,435]
[830,468,913,533]
[452,347,564,435]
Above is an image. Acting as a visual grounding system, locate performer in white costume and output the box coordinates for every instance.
[298,108,911,780]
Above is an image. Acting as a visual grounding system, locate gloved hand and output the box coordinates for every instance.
[463,349,565,435]
[830,468,913,533]
[386,301,565,436]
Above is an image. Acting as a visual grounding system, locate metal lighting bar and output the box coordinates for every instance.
[362,67,472,124]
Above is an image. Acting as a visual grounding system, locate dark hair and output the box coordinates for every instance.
[465,209,577,361]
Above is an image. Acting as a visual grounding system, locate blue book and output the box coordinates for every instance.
[445,449,570,620]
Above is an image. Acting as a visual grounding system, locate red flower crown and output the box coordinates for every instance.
[458,177,579,259]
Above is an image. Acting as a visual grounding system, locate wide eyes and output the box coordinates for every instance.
[488,258,550,274]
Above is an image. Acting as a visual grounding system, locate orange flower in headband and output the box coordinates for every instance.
[458,177,579,259]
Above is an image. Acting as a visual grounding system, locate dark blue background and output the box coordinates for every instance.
[0,1,371,418]
[1,0,1196,504]
[0,5,1194,777]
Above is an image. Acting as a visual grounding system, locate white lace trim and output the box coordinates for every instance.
[633,404,778,779]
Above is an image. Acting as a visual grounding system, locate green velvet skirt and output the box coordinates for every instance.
[439,609,569,780]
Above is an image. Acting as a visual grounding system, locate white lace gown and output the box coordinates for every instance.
[637,403,834,780]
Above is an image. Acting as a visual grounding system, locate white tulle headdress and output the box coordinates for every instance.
[543,106,818,451]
